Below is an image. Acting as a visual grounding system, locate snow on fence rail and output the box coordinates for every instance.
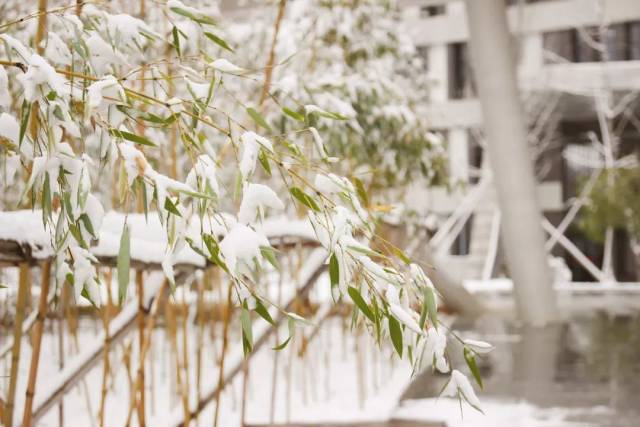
[0,210,317,268]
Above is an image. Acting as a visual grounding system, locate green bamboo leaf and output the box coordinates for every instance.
[254,299,275,326]
[172,26,181,57]
[272,336,291,351]
[204,32,234,52]
[464,347,484,389]
[241,301,253,356]
[347,286,374,322]
[391,245,411,265]
[353,177,369,208]
[257,149,272,176]
[110,129,157,147]
[260,246,279,270]
[246,107,271,132]
[289,186,321,212]
[424,286,438,328]
[282,107,305,121]
[329,253,339,289]
[117,224,130,305]
[388,315,403,358]
[19,101,31,145]
[169,6,216,25]
[164,197,182,217]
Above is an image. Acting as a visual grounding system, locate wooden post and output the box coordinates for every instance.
[5,263,31,427]
[21,261,52,427]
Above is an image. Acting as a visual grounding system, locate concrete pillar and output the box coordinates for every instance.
[428,44,449,102]
[448,128,470,183]
[464,0,557,326]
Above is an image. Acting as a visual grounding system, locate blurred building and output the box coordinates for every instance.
[402,0,640,282]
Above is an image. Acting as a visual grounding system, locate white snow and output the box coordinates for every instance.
[87,75,124,109]
[239,131,273,179]
[238,183,284,224]
[209,58,244,74]
[44,32,72,66]
[219,223,269,273]
[17,54,69,102]
[0,112,20,144]
[425,326,449,373]
[442,369,482,410]
[0,65,10,108]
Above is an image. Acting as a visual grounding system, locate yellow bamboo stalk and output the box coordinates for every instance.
[195,272,206,426]
[165,292,190,426]
[21,261,52,427]
[34,0,47,54]
[4,263,31,427]
[56,283,68,427]
[180,287,191,426]
[135,270,146,427]
[125,282,166,422]
[98,269,113,427]
[259,0,288,106]
[213,284,233,427]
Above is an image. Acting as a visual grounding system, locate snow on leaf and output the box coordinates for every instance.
[87,75,124,109]
[186,154,220,197]
[389,302,423,336]
[238,183,284,224]
[239,131,273,179]
[0,66,10,108]
[219,223,269,274]
[442,370,482,412]
[0,34,31,62]
[209,58,244,74]
[44,32,72,66]
[425,326,449,373]
[0,113,20,145]
[463,339,495,354]
[17,54,69,102]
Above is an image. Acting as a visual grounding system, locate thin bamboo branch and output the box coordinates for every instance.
[21,261,52,427]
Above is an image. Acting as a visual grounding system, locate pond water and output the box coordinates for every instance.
[392,311,640,427]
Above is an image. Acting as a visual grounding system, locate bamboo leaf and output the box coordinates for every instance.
[241,301,253,356]
[282,107,305,121]
[272,336,291,351]
[169,6,216,25]
[388,315,403,358]
[164,197,182,217]
[424,286,438,328]
[110,129,157,147]
[172,26,181,57]
[353,177,369,208]
[329,253,339,290]
[464,347,484,389]
[254,299,275,326]
[204,31,234,52]
[257,149,272,176]
[289,186,321,212]
[347,286,374,322]
[246,107,271,132]
[117,224,130,305]
[260,246,279,270]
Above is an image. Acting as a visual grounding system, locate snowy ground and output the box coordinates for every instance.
[3,315,412,427]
